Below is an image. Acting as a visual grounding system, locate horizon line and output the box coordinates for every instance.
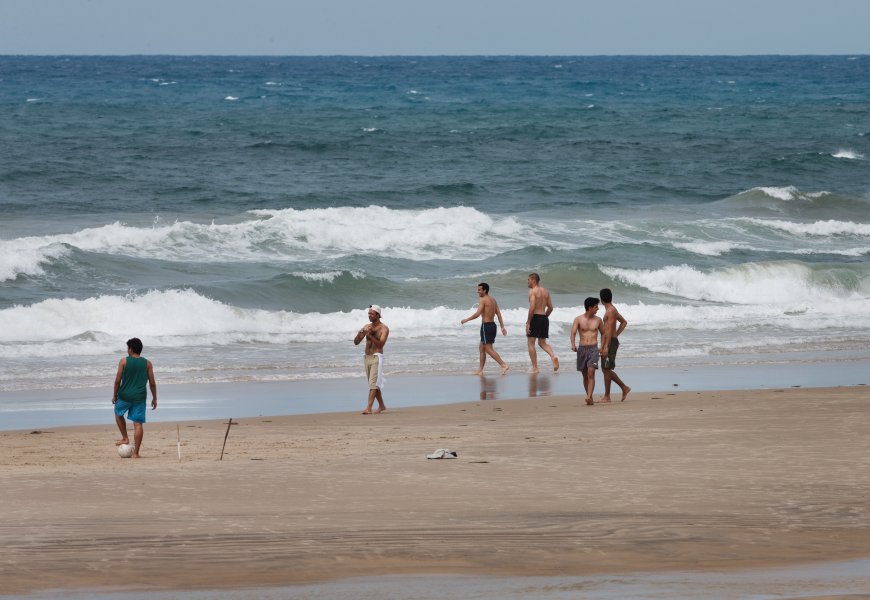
[1,53,867,58]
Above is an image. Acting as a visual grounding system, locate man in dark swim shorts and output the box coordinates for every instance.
[528,313,549,338]
[525,273,559,373]
[599,288,631,402]
[461,283,509,375]
[480,321,498,345]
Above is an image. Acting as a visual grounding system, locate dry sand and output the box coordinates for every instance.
[1,386,869,595]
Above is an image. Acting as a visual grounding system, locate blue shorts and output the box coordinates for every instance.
[114,399,147,423]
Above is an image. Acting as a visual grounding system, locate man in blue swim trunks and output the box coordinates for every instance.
[461,282,509,375]
[112,337,157,458]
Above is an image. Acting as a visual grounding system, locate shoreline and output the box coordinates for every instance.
[1,358,868,432]
[2,386,869,595]
[6,560,870,600]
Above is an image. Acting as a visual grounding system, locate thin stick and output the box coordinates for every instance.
[219,418,232,461]
[176,423,181,462]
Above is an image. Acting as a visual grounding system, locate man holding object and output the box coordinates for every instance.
[354,305,389,414]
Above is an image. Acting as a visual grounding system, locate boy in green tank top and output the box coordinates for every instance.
[112,337,157,458]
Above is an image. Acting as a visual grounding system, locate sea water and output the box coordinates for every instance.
[1,56,869,396]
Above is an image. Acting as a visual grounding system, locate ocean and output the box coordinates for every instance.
[1,55,869,398]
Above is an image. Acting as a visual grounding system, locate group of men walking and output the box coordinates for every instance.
[111,273,631,459]
[356,273,631,414]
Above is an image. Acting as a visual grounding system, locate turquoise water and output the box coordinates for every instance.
[1,56,869,394]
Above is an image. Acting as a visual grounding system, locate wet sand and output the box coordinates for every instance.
[1,386,869,596]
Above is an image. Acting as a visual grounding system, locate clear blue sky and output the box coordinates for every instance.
[1,0,868,55]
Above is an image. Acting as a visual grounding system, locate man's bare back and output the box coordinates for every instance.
[528,286,552,316]
[525,273,559,372]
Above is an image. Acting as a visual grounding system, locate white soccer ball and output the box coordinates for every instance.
[117,443,135,458]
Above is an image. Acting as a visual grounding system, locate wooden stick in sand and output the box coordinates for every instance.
[219,418,233,461]
[176,423,181,462]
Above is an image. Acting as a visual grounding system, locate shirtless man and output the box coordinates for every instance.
[570,297,603,406]
[526,273,559,373]
[599,288,631,402]
[460,282,509,375]
[353,305,389,414]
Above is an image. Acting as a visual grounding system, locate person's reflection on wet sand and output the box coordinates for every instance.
[528,372,552,397]
[479,374,498,400]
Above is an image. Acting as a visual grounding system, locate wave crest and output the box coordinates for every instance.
[738,218,870,237]
[1,207,527,272]
[600,261,869,304]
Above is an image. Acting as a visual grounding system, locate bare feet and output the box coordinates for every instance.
[500,364,510,375]
[622,386,632,402]
[474,369,483,375]
[585,397,594,405]
[553,357,560,372]
[530,366,539,374]
[374,407,385,414]
[115,439,129,446]
[361,411,372,415]
[600,396,612,403]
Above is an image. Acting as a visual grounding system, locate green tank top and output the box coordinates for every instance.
[118,356,148,403]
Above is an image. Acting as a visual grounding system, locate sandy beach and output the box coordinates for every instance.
[1,385,869,596]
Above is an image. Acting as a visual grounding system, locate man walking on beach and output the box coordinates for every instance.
[354,305,389,414]
[599,288,631,402]
[570,297,603,405]
[461,282,509,375]
[526,273,559,373]
[112,337,157,458]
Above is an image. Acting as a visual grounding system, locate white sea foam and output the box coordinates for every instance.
[832,149,864,159]
[0,207,531,268]
[754,186,799,201]
[0,291,477,356]
[0,239,70,282]
[247,206,528,260]
[740,218,870,237]
[292,270,364,282]
[225,96,239,101]
[361,127,380,132]
[600,262,868,305]
[7,205,866,281]
[671,240,744,256]
[728,187,835,206]
[3,285,869,360]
